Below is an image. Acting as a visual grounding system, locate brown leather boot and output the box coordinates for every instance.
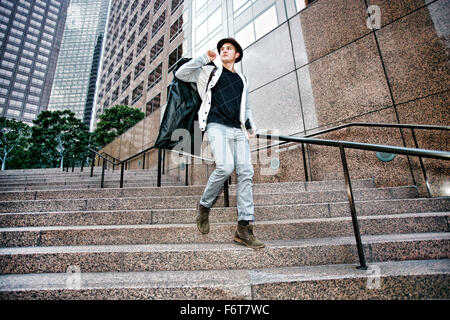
[196,203,210,234]
[234,224,265,249]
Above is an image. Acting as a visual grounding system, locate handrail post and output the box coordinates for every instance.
[90,153,95,177]
[339,145,367,270]
[162,150,165,175]
[157,149,162,187]
[411,128,432,197]
[101,157,106,188]
[224,179,230,207]
[301,143,309,182]
[120,161,125,188]
[142,152,146,170]
[185,156,189,186]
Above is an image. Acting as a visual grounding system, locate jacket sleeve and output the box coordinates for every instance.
[175,54,210,83]
[244,83,257,133]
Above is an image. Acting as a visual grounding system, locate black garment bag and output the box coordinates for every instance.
[153,58,202,155]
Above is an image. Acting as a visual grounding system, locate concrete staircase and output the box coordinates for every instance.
[0,168,449,299]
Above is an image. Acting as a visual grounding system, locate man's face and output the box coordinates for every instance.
[220,43,240,63]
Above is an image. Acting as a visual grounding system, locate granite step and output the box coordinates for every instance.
[0,177,179,187]
[0,232,448,274]
[0,171,163,181]
[0,187,420,213]
[0,181,184,192]
[0,183,413,204]
[0,178,376,194]
[0,168,158,177]
[0,259,450,302]
[0,179,376,200]
[0,259,448,300]
[1,212,448,248]
[1,198,448,228]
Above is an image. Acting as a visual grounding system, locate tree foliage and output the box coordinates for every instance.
[30,110,90,169]
[92,105,145,149]
[0,117,32,170]
[1,106,142,170]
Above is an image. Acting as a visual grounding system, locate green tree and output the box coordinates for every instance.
[0,117,32,170]
[30,110,90,169]
[92,105,145,149]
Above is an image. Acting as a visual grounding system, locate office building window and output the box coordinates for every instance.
[195,6,221,50]
[235,5,278,49]
[120,95,129,106]
[141,0,151,13]
[149,36,164,63]
[134,56,146,79]
[139,11,150,34]
[168,43,183,73]
[111,87,119,102]
[124,51,133,70]
[120,14,128,30]
[130,0,139,13]
[122,73,131,92]
[119,31,126,45]
[132,81,143,105]
[129,12,138,31]
[0,78,11,87]
[170,14,184,42]
[147,63,162,90]
[116,47,124,63]
[145,93,160,116]
[137,33,148,55]
[152,10,166,38]
[114,67,122,83]
[127,31,136,50]
[154,0,165,13]
[105,79,111,93]
[171,0,184,14]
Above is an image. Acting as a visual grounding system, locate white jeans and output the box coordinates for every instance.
[199,123,255,221]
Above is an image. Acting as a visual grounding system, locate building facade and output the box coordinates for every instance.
[0,0,69,124]
[99,0,449,197]
[92,0,311,130]
[92,0,189,132]
[48,0,110,127]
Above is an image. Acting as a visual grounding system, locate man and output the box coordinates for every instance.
[175,38,264,249]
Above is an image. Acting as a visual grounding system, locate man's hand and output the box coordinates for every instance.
[207,50,217,61]
[248,131,257,139]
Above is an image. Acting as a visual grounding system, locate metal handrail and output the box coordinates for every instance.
[253,123,449,153]
[77,122,449,192]
[253,122,450,197]
[87,145,158,188]
[254,131,449,270]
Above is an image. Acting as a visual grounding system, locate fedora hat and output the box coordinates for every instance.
[217,37,243,63]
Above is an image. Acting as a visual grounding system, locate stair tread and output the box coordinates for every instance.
[1,211,448,232]
[0,259,448,292]
[1,232,448,255]
[0,186,417,202]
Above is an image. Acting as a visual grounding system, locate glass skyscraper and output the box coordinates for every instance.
[0,0,69,124]
[48,0,110,127]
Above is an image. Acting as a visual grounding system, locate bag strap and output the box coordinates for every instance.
[205,67,217,94]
